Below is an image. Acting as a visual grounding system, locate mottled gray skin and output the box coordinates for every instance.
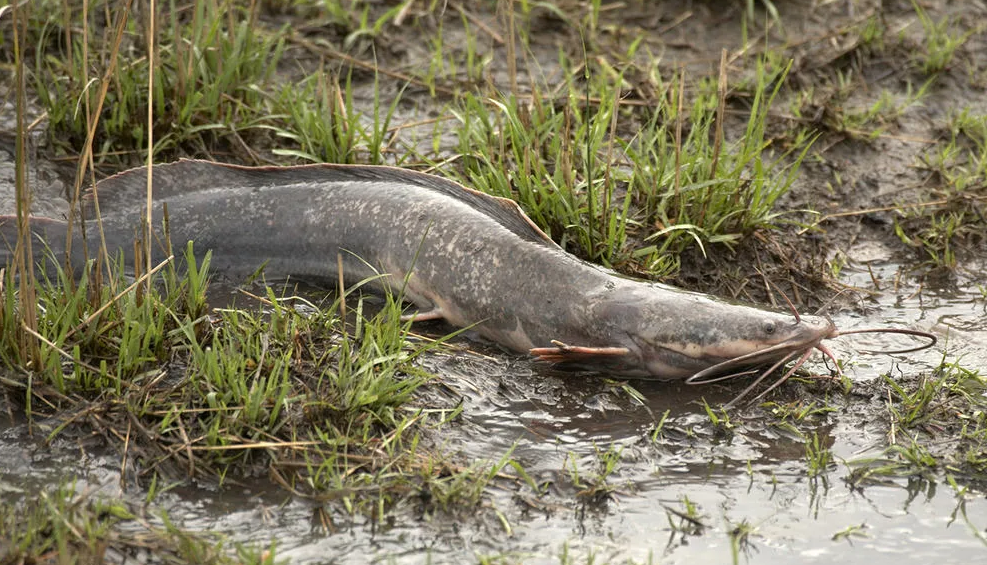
[0,160,836,379]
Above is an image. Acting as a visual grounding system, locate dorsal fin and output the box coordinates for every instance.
[86,159,558,248]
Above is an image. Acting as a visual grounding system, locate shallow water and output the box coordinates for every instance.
[2,261,986,564]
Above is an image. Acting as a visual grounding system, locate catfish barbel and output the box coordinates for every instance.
[0,160,935,402]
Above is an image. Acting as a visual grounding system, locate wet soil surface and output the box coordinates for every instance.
[2,0,987,562]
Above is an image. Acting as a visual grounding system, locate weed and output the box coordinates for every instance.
[564,443,624,504]
[805,431,834,477]
[416,445,521,519]
[32,0,286,165]
[844,86,926,139]
[946,475,987,546]
[702,398,734,436]
[911,0,974,74]
[845,439,938,487]
[0,482,278,564]
[849,80,930,139]
[727,518,757,565]
[882,369,948,430]
[649,408,671,441]
[839,356,986,485]
[551,544,657,565]
[859,15,886,49]
[764,400,836,421]
[626,59,814,275]
[451,82,634,266]
[744,0,781,30]
[0,234,494,517]
[270,72,366,164]
[889,440,938,476]
[924,108,987,193]
[0,249,183,399]
[831,522,870,543]
[451,51,812,277]
[897,106,987,267]
[827,252,847,279]
[894,210,963,268]
[664,496,706,537]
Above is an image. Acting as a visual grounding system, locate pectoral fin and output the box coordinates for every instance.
[529,340,630,363]
[400,308,445,323]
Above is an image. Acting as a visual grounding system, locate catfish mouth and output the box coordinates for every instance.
[687,333,830,383]
[631,316,835,381]
[681,319,839,407]
[681,317,940,407]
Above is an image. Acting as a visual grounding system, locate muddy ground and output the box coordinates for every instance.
[1,0,986,563]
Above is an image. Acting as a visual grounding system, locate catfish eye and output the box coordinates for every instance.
[763,321,776,335]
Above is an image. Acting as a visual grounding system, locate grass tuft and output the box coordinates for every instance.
[31,0,286,164]
[0,481,280,565]
[911,0,975,74]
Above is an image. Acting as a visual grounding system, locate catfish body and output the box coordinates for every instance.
[1,160,835,378]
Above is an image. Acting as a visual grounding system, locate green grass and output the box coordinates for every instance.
[894,106,987,268]
[727,518,758,565]
[946,475,987,547]
[791,70,932,141]
[29,0,286,165]
[701,398,735,435]
[804,431,834,478]
[0,249,188,398]
[450,56,813,275]
[269,70,408,165]
[882,356,986,437]
[844,358,986,487]
[664,496,707,539]
[764,399,836,422]
[859,14,887,50]
[842,82,931,139]
[563,443,625,505]
[831,523,870,543]
[910,0,975,74]
[0,482,280,565]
